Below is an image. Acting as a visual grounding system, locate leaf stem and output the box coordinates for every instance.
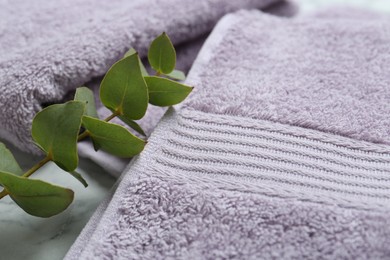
[0,189,7,200]
[77,130,90,142]
[22,156,51,178]
[104,112,118,122]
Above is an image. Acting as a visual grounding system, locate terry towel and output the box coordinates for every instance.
[0,0,281,155]
[66,8,390,259]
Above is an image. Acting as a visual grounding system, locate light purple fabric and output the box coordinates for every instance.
[0,0,279,155]
[66,8,390,259]
[184,11,390,145]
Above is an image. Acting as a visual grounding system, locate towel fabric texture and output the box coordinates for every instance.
[0,0,280,157]
[66,9,390,259]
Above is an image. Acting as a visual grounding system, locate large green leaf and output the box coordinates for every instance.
[144,76,193,106]
[0,142,23,175]
[124,48,149,76]
[0,171,74,218]
[32,101,85,171]
[74,87,99,118]
[100,53,148,120]
[82,116,146,157]
[148,32,176,74]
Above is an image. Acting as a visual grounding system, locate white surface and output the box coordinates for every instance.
[1,0,390,259]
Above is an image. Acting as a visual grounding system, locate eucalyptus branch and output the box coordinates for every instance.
[0,32,193,218]
[0,111,120,200]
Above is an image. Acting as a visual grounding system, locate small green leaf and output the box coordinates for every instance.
[74,87,99,118]
[100,53,148,120]
[118,115,146,136]
[68,171,88,188]
[0,142,23,175]
[82,116,146,157]
[124,48,149,76]
[0,171,74,218]
[165,69,186,81]
[144,76,193,106]
[32,101,85,172]
[148,32,176,74]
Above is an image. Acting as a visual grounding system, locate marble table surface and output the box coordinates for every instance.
[1,0,389,260]
[0,140,116,260]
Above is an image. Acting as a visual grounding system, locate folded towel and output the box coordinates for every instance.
[0,0,281,156]
[66,8,390,259]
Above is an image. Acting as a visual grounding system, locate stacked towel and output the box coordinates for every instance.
[66,9,390,259]
[0,0,281,156]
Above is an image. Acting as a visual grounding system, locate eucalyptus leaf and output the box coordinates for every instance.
[100,53,148,120]
[68,170,88,188]
[124,48,149,76]
[148,32,176,74]
[118,115,146,136]
[32,101,85,172]
[124,48,136,57]
[0,142,23,175]
[144,76,193,106]
[165,69,185,81]
[91,137,102,152]
[74,87,99,118]
[82,116,146,157]
[0,171,74,218]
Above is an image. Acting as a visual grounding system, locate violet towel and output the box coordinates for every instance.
[0,0,280,156]
[66,9,390,259]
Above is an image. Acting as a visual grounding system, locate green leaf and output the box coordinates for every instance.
[0,171,74,218]
[124,48,137,58]
[74,87,99,118]
[90,138,102,152]
[100,53,149,120]
[118,115,146,136]
[124,48,149,76]
[32,101,85,172]
[148,32,176,74]
[144,76,193,106]
[68,171,88,188]
[0,142,23,175]
[165,69,186,81]
[82,116,146,157]
[124,48,136,57]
